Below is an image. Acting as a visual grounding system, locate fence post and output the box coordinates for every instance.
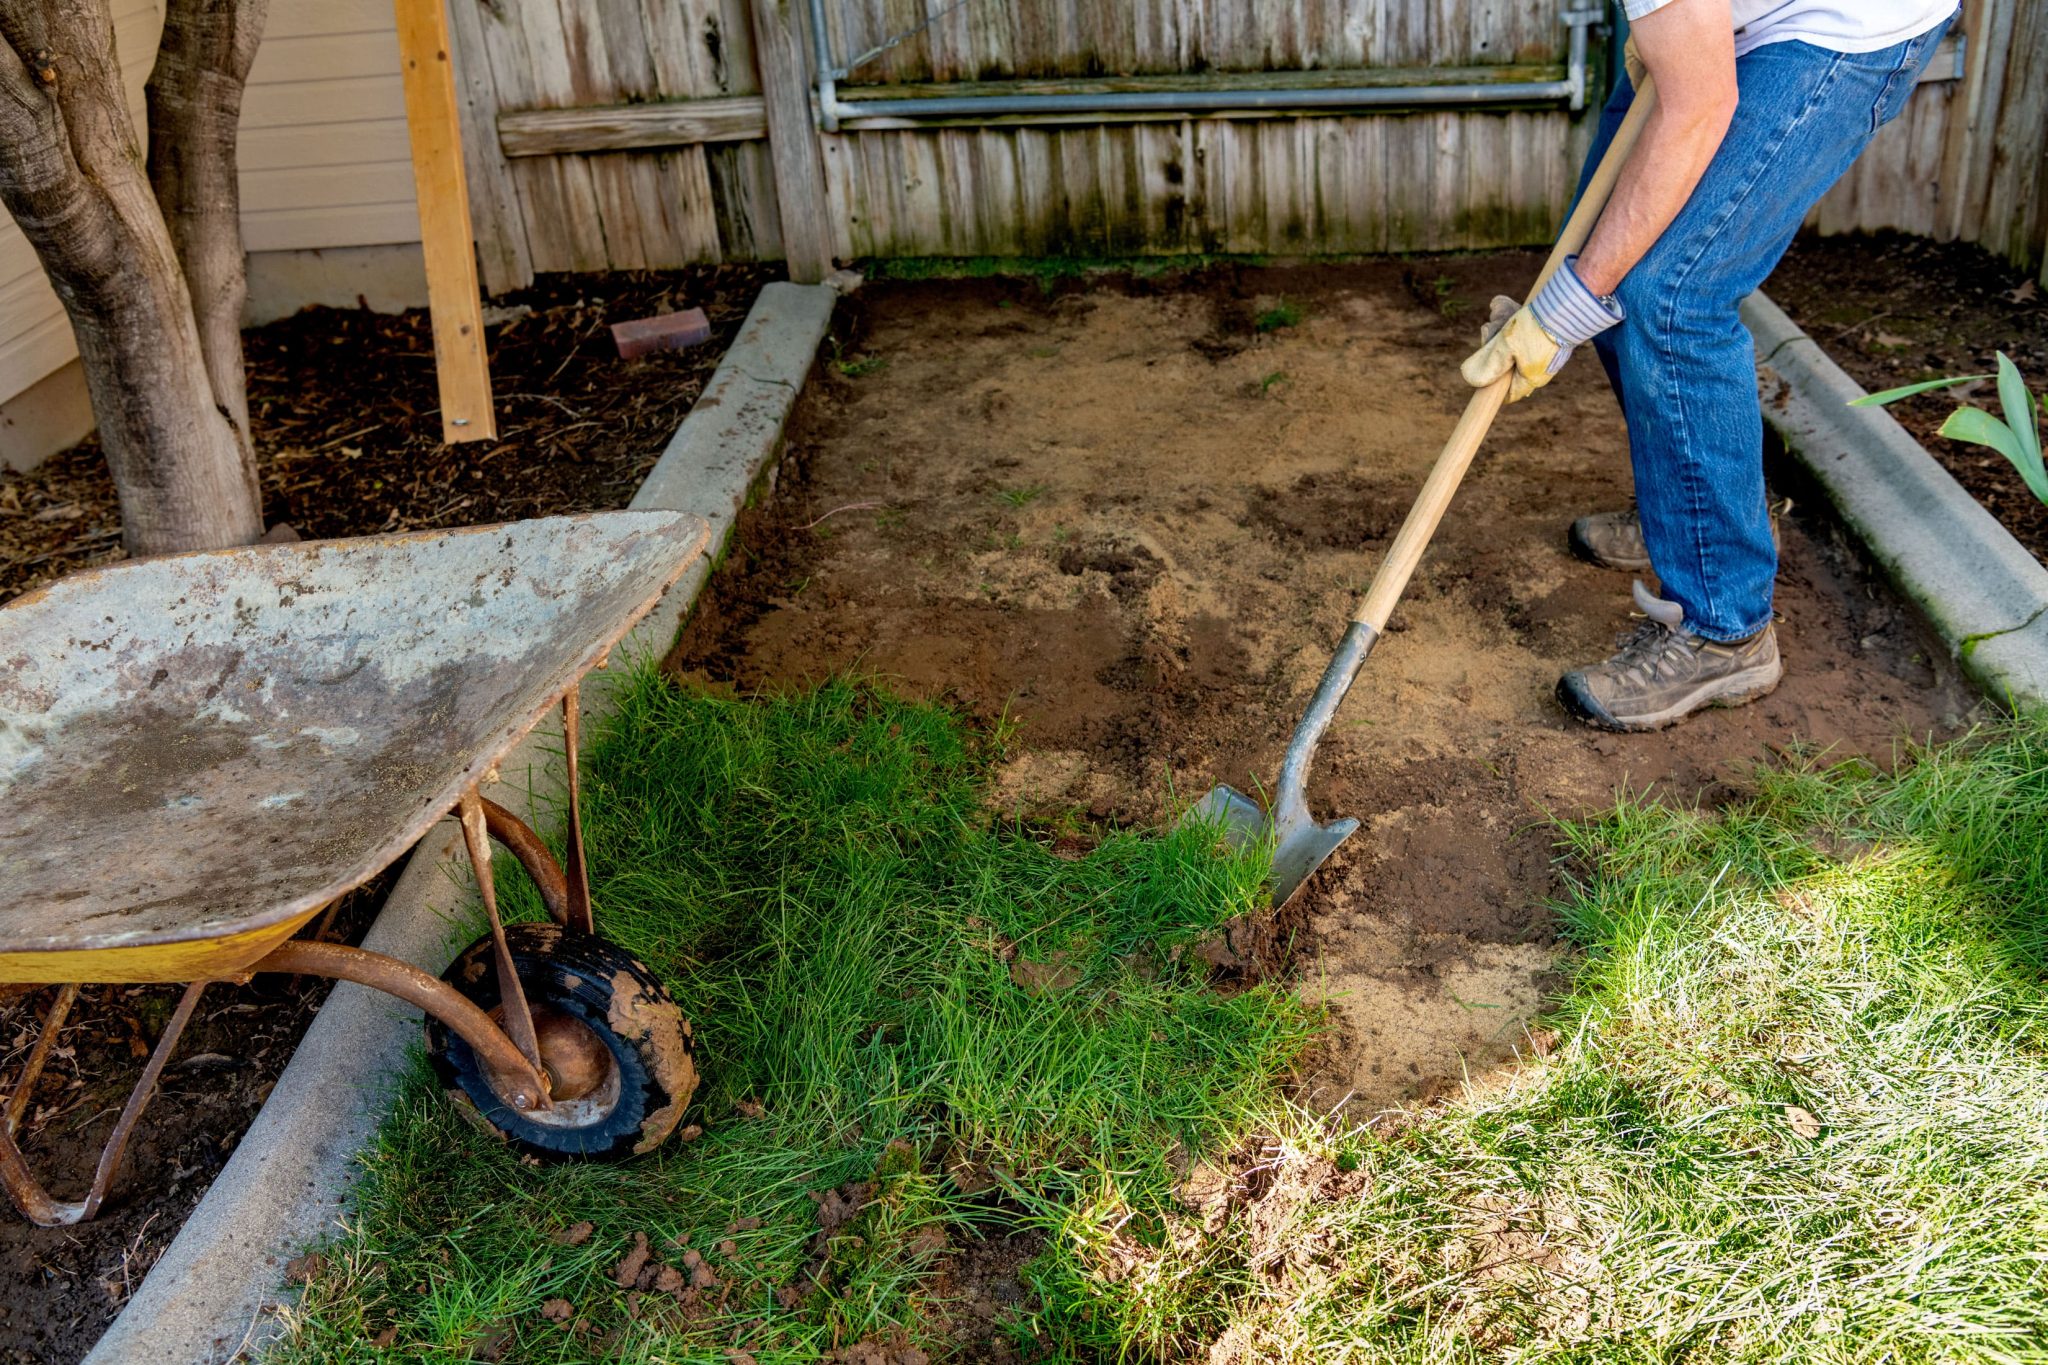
[749,0,835,283]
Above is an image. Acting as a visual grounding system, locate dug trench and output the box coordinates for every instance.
[672,255,1975,1123]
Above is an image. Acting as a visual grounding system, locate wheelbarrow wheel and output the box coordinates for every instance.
[425,922,697,1160]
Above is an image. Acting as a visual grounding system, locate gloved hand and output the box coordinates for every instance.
[1460,256,1625,403]
[1624,34,1646,90]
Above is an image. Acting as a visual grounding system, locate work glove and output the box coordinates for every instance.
[1460,256,1625,403]
[1624,35,1646,90]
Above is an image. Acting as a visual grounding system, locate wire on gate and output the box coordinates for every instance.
[834,0,986,78]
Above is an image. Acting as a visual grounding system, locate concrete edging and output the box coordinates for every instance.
[84,279,841,1365]
[1745,289,2048,712]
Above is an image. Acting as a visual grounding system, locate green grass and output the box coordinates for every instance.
[271,674,1312,1362]
[1253,299,1304,333]
[274,678,2048,1362]
[1047,724,2048,1362]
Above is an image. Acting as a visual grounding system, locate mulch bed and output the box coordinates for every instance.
[1,263,778,605]
[1766,231,2048,561]
[0,262,775,1365]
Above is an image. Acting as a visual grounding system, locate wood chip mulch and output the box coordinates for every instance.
[1,262,781,606]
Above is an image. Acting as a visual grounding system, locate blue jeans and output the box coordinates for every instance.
[1574,19,1953,641]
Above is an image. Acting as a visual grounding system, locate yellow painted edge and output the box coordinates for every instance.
[0,910,321,985]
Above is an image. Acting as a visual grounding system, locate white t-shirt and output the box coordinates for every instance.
[1624,0,1953,56]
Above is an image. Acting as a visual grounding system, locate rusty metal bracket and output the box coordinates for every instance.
[560,686,595,935]
[5,983,78,1136]
[251,939,549,1110]
[457,788,548,1101]
[478,797,571,926]
[0,981,206,1228]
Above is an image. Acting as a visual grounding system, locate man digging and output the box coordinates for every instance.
[1462,0,1956,731]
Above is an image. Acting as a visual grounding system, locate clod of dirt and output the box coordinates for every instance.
[733,1098,766,1119]
[613,1231,653,1287]
[825,1332,929,1365]
[282,1252,325,1286]
[551,1221,594,1247]
[729,1215,763,1232]
[539,1298,574,1323]
[1009,953,1082,995]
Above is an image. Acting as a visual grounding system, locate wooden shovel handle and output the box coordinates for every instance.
[1355,77,1659,633]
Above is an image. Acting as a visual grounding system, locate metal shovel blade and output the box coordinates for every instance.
[1184,783,1360,909]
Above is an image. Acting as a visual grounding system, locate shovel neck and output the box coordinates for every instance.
[1273,619,1379,813]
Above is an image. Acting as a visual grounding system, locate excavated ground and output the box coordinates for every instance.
[671,255,1975,1115]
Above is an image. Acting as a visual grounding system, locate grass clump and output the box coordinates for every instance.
[1253,299,1303,333]
[1045,723,2048,1362]
[272,673,1311,1362]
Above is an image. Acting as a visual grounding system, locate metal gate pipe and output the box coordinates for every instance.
[806,2,1604,132]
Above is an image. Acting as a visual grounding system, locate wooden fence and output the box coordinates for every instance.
[1812,0,2047,281]
[442,0,2048,293]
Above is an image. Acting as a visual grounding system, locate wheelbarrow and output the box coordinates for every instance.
[0,510,709,1226]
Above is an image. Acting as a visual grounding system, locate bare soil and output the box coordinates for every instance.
[0,266,770,1363]
[1767,231,2048,560]
[672,257,1973,1124]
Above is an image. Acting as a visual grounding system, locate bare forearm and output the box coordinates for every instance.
[1575,99,1733,295]
[1573,0,1739,297]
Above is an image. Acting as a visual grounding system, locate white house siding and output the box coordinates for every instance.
[0,0,420,409]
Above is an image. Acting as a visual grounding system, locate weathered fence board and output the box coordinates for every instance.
[439,0,2044,283]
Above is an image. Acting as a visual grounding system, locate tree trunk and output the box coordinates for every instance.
[147,0,268,451]
[0,1,262,556]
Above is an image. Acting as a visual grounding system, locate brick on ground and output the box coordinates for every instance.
[612,308,712,359]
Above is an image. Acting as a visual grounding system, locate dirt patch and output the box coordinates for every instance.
[0,265,771,1364]
[672,258,1971,1121]
[1767,231,2048,561]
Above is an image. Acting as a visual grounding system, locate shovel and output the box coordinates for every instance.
[1185,77,1661,908]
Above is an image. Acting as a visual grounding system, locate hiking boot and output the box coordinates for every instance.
[1567,510,1651,571]
[1568,499,1790,573]
[1557,581,1782,732]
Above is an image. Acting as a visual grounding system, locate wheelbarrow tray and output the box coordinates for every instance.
[0,510,708,976]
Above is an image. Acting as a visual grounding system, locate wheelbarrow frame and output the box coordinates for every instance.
[0,512,707,1226]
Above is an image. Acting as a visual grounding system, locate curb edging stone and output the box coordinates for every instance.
[1745,290,2048,712]
[84,280,840,1365]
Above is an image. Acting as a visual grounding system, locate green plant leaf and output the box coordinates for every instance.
[1994,351,2043,474]
[1849,373,1991,407]
[1941,406,2048,503]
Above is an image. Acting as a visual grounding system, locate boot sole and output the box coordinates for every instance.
[1566,520,1651,573]
[1556,656,1784,733]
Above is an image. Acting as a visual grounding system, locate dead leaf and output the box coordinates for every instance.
[370,1324,399,1348]
[1871,330,1913,349]
[2009,279,2037,304]
[1785,1104,1823,1139]
[470,1323,514,1361]
[284,1252,326,1286]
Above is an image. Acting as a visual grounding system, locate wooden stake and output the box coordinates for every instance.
[394,0,497,443]
[749,0,835,283]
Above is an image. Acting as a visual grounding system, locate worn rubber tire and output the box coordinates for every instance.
[425,922,696,1160]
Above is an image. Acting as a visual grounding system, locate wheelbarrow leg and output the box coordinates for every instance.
[560,685,594,935]
[0,981,206,1227]
[6,982,79,1136]
[457,788,548,1091]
